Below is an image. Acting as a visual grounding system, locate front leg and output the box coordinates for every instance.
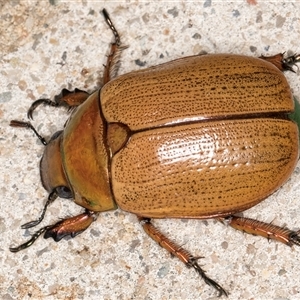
[27,88,90,119]
[10,210,97,252]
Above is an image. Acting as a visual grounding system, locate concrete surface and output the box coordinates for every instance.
[2,1,300,299]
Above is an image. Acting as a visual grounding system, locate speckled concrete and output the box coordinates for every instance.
[2,1,300,299]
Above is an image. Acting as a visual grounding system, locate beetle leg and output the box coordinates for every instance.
[10,225,54,252]
[138,216,228,297]
[259,52,300,73]
[221,215,300,246]
[9,210,97,252]
[21,190,58,229]
[26,9,125,118]
[102,8,127,84]
[282,53,300,72]
[27,88,89,119]
[43,210,97,241]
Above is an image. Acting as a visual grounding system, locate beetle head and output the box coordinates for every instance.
[40,130,73,199]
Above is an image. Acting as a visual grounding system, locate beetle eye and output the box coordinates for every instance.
[49,130,63,142]
[55,186,73,199]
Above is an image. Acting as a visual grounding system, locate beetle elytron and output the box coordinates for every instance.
[10,9,300,297]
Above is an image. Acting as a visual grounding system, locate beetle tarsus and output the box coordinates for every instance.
[282,53,300,73]
[188,257,228,297]
[9,225,53,252]
[27,99,58,120]
[27,88,89,119]
[102,9,121,46]
[289,231,300,246]
[21,191,58,229]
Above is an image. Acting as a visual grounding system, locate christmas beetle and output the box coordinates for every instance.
[10,9,300,297]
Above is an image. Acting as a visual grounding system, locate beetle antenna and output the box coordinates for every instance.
[21,191,58,229]
[10,120,47,146]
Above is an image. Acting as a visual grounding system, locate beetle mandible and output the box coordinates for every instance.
[10,9,300,297]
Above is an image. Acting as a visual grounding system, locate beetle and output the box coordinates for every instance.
[9,9,300,297]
